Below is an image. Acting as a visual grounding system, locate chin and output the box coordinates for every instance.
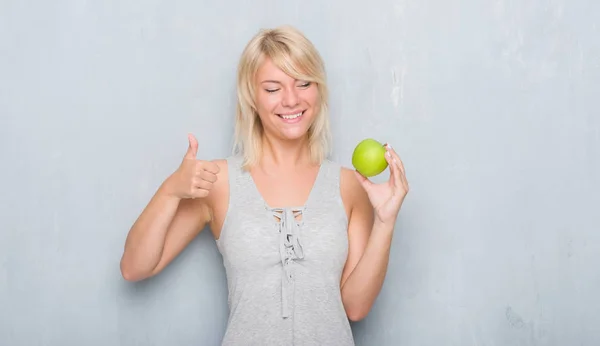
[275,110,314,139]
[282,131,310,141]
[274,124,307,140]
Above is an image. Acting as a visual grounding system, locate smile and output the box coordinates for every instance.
[277,110,305,120]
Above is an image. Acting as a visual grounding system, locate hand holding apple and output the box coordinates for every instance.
[352,139,409,226]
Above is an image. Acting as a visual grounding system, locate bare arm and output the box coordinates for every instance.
[339,145,409,321]
[119,182,211,282]
[119,134,220,282]
[340,198,393,321]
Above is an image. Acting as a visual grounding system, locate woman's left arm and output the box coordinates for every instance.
[340,145,409,321]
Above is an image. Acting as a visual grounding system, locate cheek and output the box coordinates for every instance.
[255,94,282,127]
[303,88,319,106]
[256,93,280,113]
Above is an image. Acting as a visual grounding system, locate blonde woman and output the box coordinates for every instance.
[120,25,409,345]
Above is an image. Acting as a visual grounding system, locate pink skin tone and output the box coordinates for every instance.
[254,57,318,147]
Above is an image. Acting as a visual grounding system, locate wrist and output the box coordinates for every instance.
[159,175,181,201]
[368,220,394,250]
[372,218,396,233]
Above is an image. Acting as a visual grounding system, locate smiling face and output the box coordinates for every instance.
[233,25,332,168]
[254,57,320,142]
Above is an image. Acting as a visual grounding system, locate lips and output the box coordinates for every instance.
[277,110,305,120]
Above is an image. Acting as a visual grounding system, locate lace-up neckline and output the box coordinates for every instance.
[246,164,323,318]
[215,155,355,345]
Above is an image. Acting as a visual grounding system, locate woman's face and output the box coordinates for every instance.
[253,57,319,142]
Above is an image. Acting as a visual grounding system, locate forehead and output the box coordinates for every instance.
[255,57,299,82]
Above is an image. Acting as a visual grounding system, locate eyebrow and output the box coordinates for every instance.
[260,79,310,85]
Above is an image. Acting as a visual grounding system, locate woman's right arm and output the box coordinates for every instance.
[119,134,220,282]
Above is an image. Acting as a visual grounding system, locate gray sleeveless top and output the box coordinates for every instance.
[215,155,355,346]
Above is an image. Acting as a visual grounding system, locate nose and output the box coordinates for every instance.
[282,87,299,108]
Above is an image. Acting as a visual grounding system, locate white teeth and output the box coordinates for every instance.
[280,112,303,119]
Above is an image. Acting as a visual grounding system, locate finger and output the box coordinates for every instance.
[191,188,209,199]
[385,151,399,187]
[202,161,221,174]
[385,149,403,190]
[386,145,407,187]
[185,133,198,159]
[386,144,405,175]
[197,170,218,184]
[193,178,213,190]
[353,170,373,191]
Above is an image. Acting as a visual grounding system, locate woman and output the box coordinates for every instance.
[120,25,409,345]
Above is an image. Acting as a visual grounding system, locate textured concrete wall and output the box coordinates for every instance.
[1,0,599,345]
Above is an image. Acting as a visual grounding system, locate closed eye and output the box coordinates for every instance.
[265,82,310,93]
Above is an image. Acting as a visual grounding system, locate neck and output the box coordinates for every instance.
[259,133,313,170]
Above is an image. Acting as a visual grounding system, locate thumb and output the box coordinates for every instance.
[354,170,373,191]
[185,133,198,159]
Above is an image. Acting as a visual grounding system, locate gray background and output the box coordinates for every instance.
[1,0,599,345]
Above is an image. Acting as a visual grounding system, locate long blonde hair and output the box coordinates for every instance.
[233,25,331,170]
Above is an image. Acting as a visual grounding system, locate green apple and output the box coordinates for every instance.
[352,138,388,177]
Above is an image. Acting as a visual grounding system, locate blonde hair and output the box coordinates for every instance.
[233,25,331,170]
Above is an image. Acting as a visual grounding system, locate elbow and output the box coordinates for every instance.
[120,259,151,282]
[341,290,372,322]
[347,310,368,322]
[345,306,370,322]
[120,264,141,282]
[121,268,142,282]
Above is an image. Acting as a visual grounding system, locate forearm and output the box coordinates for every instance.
[120,180,181,279]
[341,220,395,320]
